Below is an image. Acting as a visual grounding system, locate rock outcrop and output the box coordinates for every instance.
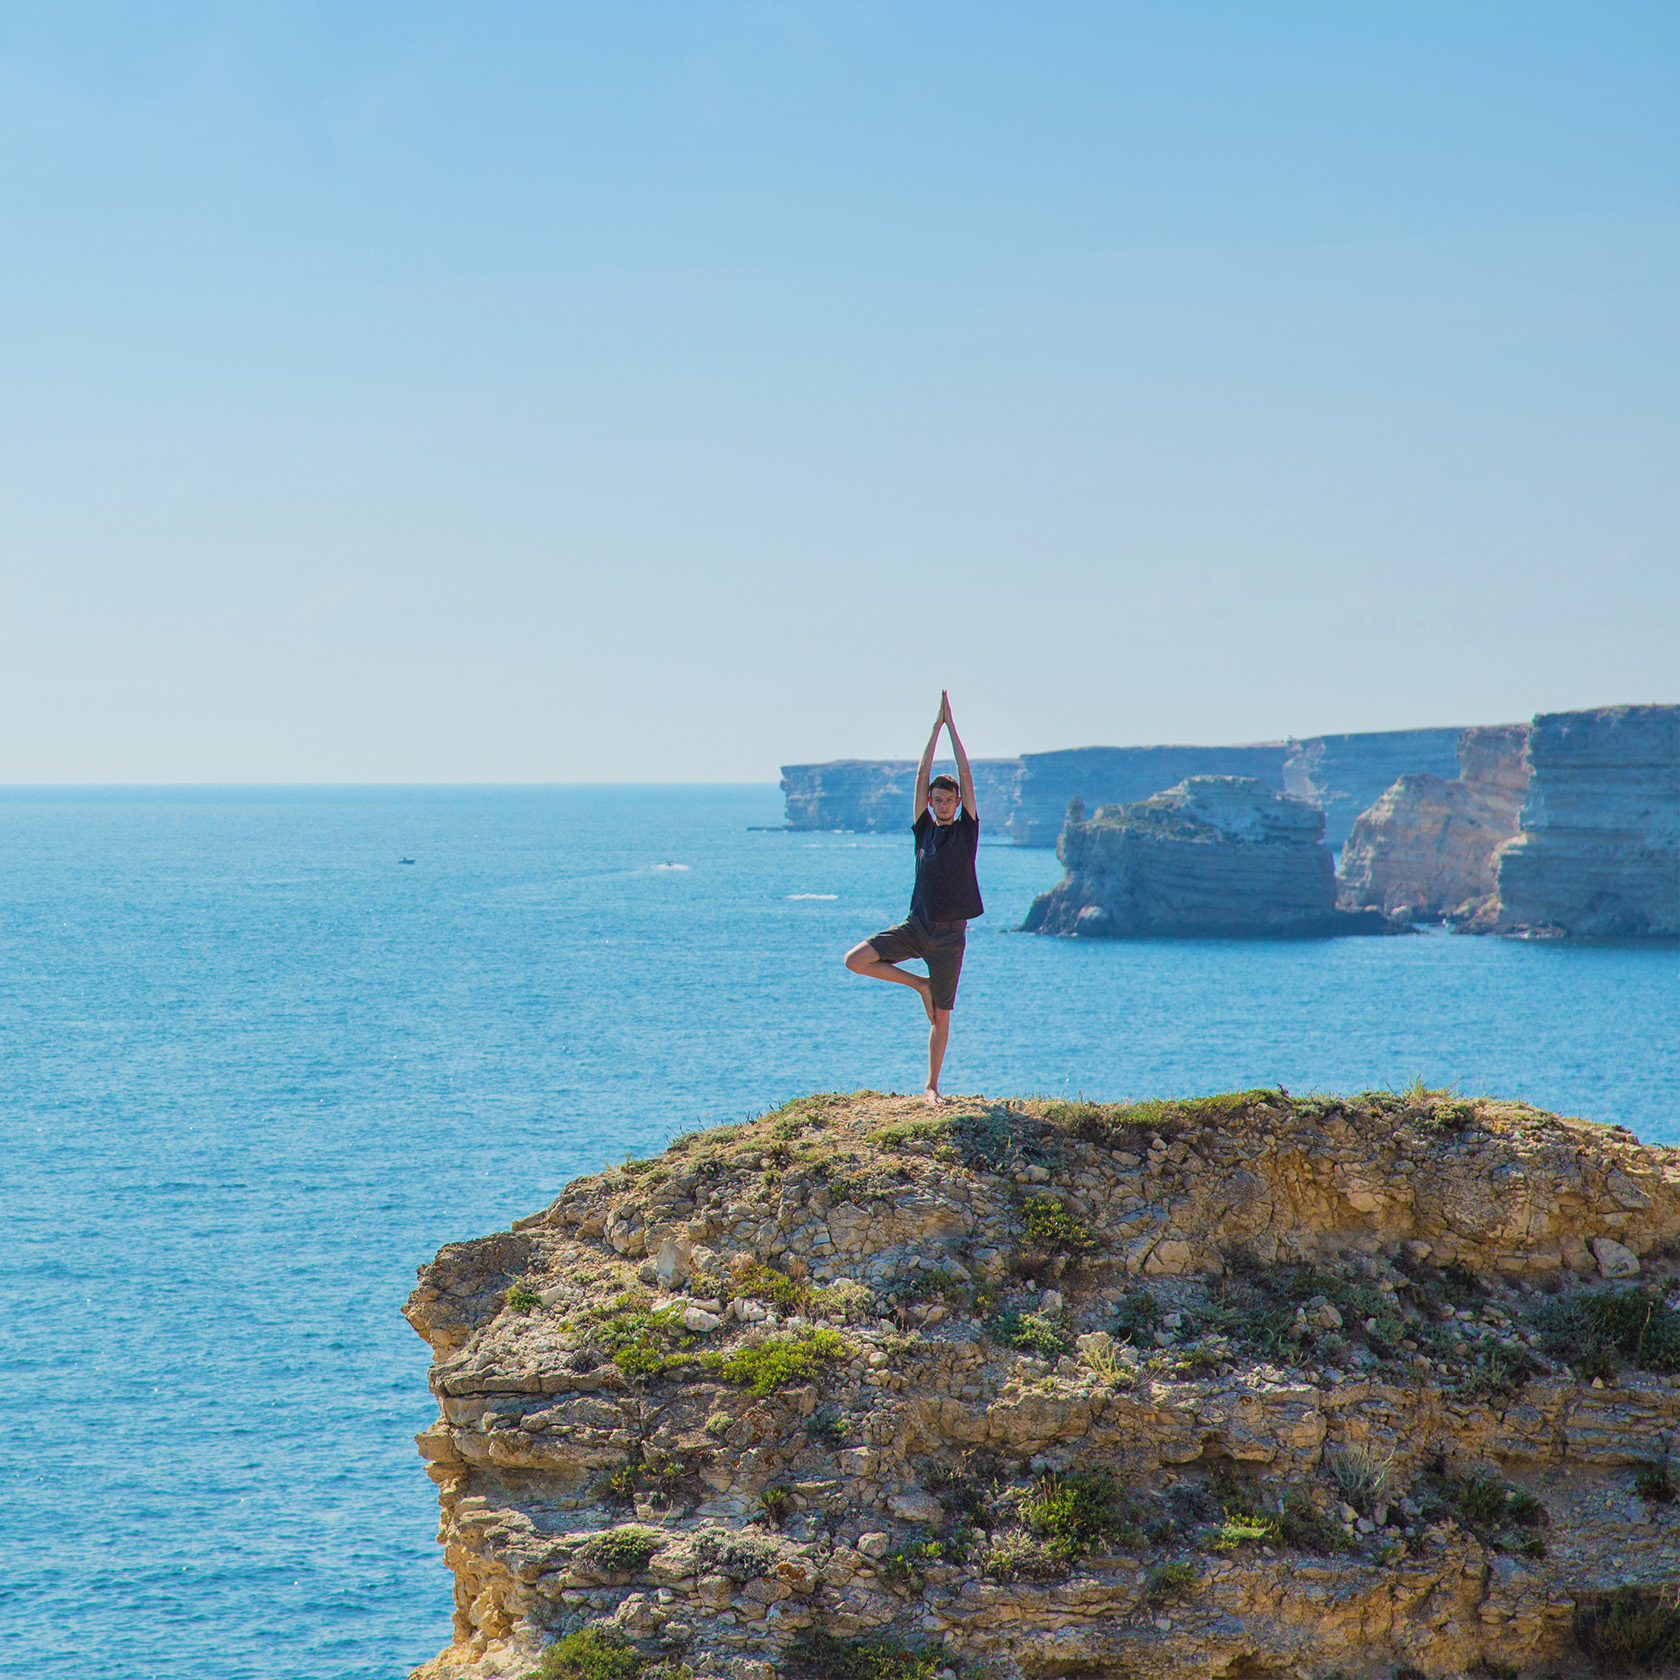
[405,1088,1680,1680]
[1022,777,1394,939]
[1337,725,1531,922]
[1482,705,1680,939]
[1283,728,1465,853]
[1006,746,1292,848]
[779,762,1024,834]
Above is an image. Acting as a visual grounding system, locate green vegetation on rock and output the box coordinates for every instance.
[704,1326,846,1395]
[528,1628,643,1680]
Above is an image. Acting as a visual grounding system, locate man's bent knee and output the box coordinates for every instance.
[844,942,880,973]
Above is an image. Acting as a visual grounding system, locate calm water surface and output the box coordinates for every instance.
[2,786,1675,1678]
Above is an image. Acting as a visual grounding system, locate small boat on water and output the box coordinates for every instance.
[399,857,416,865]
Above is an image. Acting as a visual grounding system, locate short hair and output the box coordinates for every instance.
[929,774,959,793]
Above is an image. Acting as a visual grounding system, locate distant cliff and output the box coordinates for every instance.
[1482,704,1679,938]
[1007,744,1290,846]
[779,760,1024,834]
[1022,776,1395,939]
[1284,727,1464,851]
[782,730,1467,849]
[1337,724,1530,922]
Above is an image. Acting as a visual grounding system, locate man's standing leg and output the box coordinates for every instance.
[926,1008,951,1106]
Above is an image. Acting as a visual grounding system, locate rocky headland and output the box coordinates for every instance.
[1337,727,1531,924]
[404,1088,1680,1680]
[1481,705,1679,940]
[1020,778,1394,940]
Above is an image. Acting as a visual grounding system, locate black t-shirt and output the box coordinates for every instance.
[909,809,984,922]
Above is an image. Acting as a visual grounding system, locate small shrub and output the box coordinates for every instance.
[1112,1289,1163,1344]
[1022,1196,1097,1255]
[1634,1461,1676,1503]
[1327,1445,1393,1516]
[809,1411,848,1449]
[1018,1470,1130,1563]
[732,1261,811,1316]
[506,1282,542,1314]
[1572,1586,1680,1674]
[578,1526,664,1576]
[784,1630,941,1680]
[528,1627,642,1680]
[882,1538,944,1589]
[758,1485,793,1526]
[982,1532,1064,1582]
[1534,1285,1680,1378]
[1144,1560,1197,1603]
[1276,1489,1345,1554]
[1208,1513,1279,1552]
[985,1308,1070,1360]
[705,1327,846,1395]
[1452,1473,1515,1527]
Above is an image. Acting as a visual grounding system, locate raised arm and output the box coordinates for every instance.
[913,701,944,822]
[942,691,977,819]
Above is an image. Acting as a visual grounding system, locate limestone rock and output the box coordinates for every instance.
[1337,724,1530,921]
[778,758,1024,833]
[1482,704,1680,938]
[1006,744,1292,847]
[1022,777,1398,938]
[1592,1236,1641,1279]
[1283,727,1465,850]
[404,1088,1680,1680]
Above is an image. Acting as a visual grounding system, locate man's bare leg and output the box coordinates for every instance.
[844,942,936,1022]
[926,1007,951,1105]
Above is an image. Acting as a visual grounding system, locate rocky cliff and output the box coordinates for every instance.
[1482,705,1680,939]
[1021,777,1393,939]
[1284,729,1465,853]
[782,732,1468,850]
[1006,748,1292,848]
[404,1088,1680,1680]
[1337,726,1530,923]
[780,762,1025,835]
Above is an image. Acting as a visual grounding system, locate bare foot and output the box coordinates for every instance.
[913,977,936,1024]
[924,1085,942,1107]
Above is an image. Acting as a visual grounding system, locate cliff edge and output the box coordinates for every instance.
[404,1089,1680,1680]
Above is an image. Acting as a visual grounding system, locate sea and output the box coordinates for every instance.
[2,784,1675,1679]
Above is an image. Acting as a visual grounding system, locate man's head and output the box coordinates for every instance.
[928,774,960,823]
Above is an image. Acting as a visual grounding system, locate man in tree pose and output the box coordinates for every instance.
[844,691,984,1106]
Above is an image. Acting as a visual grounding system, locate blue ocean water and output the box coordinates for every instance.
[2,784,1675,1680]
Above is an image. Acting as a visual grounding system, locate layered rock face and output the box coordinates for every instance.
[1283,728,1465,852]
[1337,725,1530,922]
[781,732,1469,849]
[1006,746,1291,848]
[405,1089,1680,1680]
[1021,777,1392,938]
[1485,705,1680,938]
[779,762,1024,834]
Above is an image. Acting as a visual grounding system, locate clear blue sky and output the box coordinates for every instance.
[1,3,1674,780]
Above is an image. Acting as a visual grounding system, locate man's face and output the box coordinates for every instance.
[929,786,960,824]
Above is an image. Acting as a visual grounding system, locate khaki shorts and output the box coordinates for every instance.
[867,916,967,1011]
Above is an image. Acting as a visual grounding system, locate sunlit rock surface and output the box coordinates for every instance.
[1337,724,1530,922]
[404,1088,1680,1680]
[1481,704,1680,939]
[1021,777,1394,939]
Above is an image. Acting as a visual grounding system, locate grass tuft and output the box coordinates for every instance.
[785,1631,942,1680]
[527,1627,642,1680]
[704,1326,846,1395]
[1572,1586,1680,1674]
